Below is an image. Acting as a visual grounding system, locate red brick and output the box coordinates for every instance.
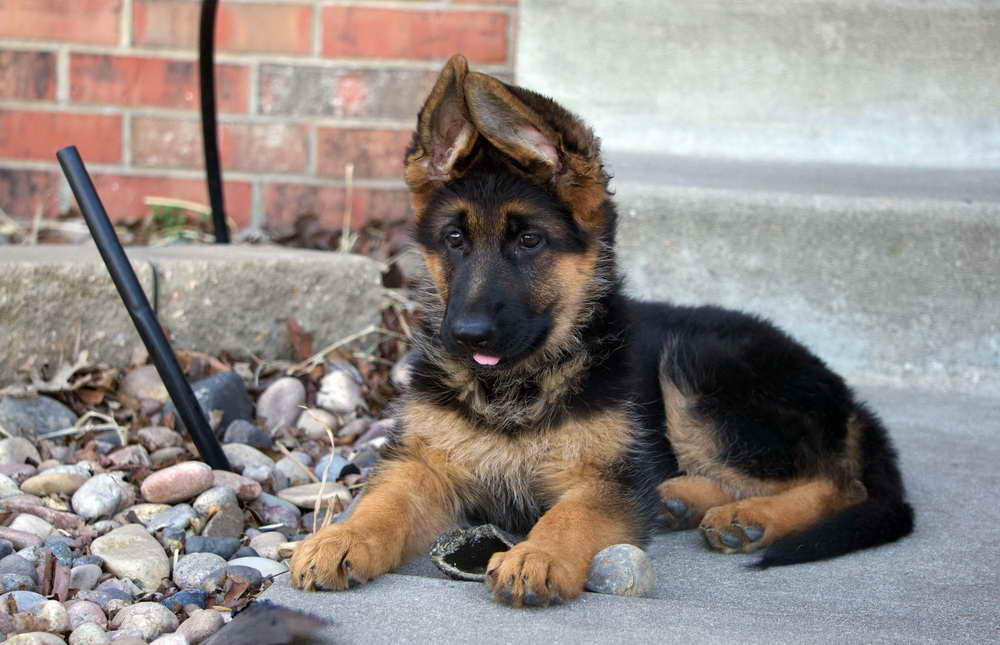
[91,174,252,225]
[317,128,411,179]
[321,7,508,63]
[0,50,56,101]
[70,54,249,114]
[132,117,308,173]
[0,0,121,46]
[134,1,312,55]
[0,110,121,163]
[263,183,410,228]
[0,167,61,218]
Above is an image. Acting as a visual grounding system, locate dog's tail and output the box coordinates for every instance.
[755,406,914,568]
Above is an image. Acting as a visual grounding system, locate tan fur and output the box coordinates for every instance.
[662,376,870,552]
[401,400,634,513]
[657,475,737,529]
[485,480,636,607]
[289,453,460,590]
[700,478,867,553]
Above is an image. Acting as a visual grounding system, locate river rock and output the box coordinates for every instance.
[32,599,70,632]
[72,474,128,519]
[248,531,286,561]
[121,365,168,401]
[185,536,240,560]
[0,395,77,437]
[0,437,42,465]
[90,524,170,591]
[201,504,243,538]
[177,608,225,644]
[222,420,273,450]
[390,349,418,389]
[68,622,109,645]
[166,371,253,437]
[225,564,262,588]
[277,482,351,510]
[0,589,46,612]
[0,554,37,580]
[151,633,189,645]
[9,514,54,539]
[20,472,88,496]
[173,552,227,592]
[296,407,337,440]
[136,426,182,451]
[211,470,261,501]
[313,454,360,482]
[106,445,151,469]
[66,599,107,629]
[150,446,187,466]
[192,487,238,516]
[69,563,102,591]
[226,556,287,578]
[141,462,214,504]
[275,457,311,487]
[0,527,43,549]
[146,504,198,533]
[110,602,179,641]
[0,463,37,483]
[2,633,67,645]
[585,543,655,597]
[0,473,21,497]
[221,444,274,473]
[316,362,365,414]
[256,377,306,430]
[160,588,207,613]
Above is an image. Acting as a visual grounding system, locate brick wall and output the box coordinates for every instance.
[0,0,518,229]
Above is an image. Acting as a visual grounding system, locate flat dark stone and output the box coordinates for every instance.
[429,525,521,582]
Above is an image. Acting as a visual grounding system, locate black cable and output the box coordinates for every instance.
[199,0,229,243]
[56,146,232,471]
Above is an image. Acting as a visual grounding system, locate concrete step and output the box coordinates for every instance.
[517,0,1000,168]
[0,245,384,383]
[606,153,1000,396]
[262,385,1000,643]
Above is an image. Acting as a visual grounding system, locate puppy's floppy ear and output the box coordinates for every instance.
[465,71,609,232]
[405,55,478,207]
[463,72,561,176]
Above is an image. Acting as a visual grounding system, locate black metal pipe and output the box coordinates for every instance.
[199,0,229,243]
[56,145,232,471]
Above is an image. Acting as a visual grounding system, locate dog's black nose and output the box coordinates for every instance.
[451,314,495,347]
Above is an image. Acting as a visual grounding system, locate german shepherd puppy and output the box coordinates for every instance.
[290,55,913,607]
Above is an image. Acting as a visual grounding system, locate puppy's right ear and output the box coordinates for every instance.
[405,55,478,211]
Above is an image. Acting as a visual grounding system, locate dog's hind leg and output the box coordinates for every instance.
[699,478,866,553]
[657,475,737,530]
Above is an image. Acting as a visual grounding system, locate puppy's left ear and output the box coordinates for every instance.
[464,72,609,230]
[463,72,561,175]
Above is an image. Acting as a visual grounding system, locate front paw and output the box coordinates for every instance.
[484,542,585,608]
[290,525,386,591]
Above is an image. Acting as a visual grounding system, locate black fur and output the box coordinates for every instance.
[401,62,912,566]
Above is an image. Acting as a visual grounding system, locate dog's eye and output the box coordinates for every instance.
[446,230,464,248]
[519,232,543,249]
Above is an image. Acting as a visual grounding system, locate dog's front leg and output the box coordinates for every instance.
[290,453,460,591]
[485,480,637,607]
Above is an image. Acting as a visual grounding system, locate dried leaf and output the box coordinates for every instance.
[286,318,314,362]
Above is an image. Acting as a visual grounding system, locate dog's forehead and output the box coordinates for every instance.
[431,174,566,236]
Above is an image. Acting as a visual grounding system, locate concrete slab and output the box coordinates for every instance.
[262,385,1000,644]
[0,245,384,382]
[612,179,1000,396]
[517,0,1000,168]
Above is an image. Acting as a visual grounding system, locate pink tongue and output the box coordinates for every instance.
[473,353,501,366]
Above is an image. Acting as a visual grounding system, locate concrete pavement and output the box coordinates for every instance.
[262,385,1000,644]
